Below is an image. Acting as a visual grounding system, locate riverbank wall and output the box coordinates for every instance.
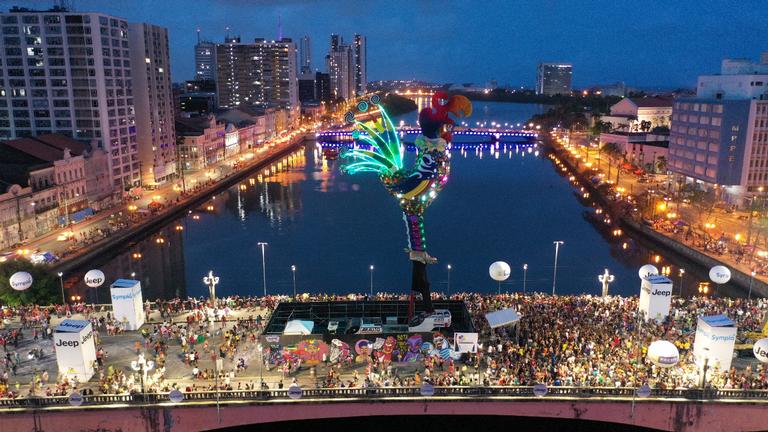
[544,139,768,298]
[51,137,311,275]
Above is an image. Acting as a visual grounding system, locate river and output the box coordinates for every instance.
[67,101,725,301]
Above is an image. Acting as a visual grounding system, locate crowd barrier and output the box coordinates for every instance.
[0,386,761,409]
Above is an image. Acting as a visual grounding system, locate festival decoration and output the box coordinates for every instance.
[647,340,679,368]
[84,269,105,288]
[9,271,33,291]
[638,264,659,279]
[341,92,471,312]
[753,338,768,363]
[709,265,731,285]
[489,261,511,282]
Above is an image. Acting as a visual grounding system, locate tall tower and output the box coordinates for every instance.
[129,23,177,187]
[352,34,367,96]
[299,35,312,75]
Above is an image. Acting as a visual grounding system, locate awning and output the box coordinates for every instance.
[283,320,314,335]
[485,308,521,329]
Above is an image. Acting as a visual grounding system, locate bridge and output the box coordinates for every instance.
[4,386,768,432]
[315,128,538,145]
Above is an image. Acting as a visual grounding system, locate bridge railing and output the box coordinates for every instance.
[1,386,766,409]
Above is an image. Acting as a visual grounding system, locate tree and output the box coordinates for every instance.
[639,120,652,132]
[0,260,60,306]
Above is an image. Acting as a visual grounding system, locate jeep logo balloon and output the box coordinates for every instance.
[9,271,33,291]
[489,261,511,282]
[84,269,105,288]
[754,338,768,363]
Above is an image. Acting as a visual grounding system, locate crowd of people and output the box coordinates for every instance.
[2,292,768,400]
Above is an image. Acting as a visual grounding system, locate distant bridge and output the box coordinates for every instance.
[315,128,538,145]
[5,386,768,432]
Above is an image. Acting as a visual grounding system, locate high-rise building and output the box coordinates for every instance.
[536,63,573,96]
[352,34,367,95]
[128,23,176,187]
[668,53,768,202]
[298,73,316,102]
[0,7,139,191]
[215,37,298,110]
[194,40,216,81]
[299,35,311,75]
[327,34,367,100]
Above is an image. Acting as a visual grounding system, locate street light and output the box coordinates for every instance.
[446,264,452,296]
[130,353,155,395]
[369,265,374,297]
[57,272,65,305]
[552,241,565,296]
[522,264,528,294]
[749,270,756,300]
[678,268,685,296]
[291,265,297,297]
[257,242,268,297]
[599,269,615,297]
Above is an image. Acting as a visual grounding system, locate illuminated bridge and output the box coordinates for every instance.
[315,128,538,145]
[4,386,768,432]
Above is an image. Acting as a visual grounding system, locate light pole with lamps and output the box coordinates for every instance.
[446,264,451,296]
[522,264,528,294]
[130,353,155,396]
[257,242,268,296]
[203,270,219,305]
[369,265,374,297]
[57,272,65,305]
[552,241,564,295]
[749,270,756,300]
[202,270,221,422]
[291,265,297,297]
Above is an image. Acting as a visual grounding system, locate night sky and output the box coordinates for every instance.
[3,0,767,88]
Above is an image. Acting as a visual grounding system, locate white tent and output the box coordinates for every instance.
[485,308,521,329]
[283,320,314,335]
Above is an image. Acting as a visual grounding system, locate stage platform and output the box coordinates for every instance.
[263,300,474,341]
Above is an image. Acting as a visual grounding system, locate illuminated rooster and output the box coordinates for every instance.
[342,92,471,311]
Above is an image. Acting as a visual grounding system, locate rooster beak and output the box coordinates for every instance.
[447,95,472,118]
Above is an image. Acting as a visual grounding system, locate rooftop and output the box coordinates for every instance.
[630,97,674,108]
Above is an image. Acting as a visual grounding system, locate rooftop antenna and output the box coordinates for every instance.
[225,26,230,41]
[277,14,283,41]
[196,27,200,44]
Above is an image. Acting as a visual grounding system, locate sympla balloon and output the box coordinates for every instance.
[9,271,33,291]
[489,261,511,282]
[709,266,731,285]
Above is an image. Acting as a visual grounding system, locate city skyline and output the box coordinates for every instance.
[3,0,767,88]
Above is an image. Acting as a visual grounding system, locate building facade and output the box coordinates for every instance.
[536,63,573,96]
[128,22,176,188]
[0,7,145,193]
[602,97,673,132]
[194,40,215,81]
[327,34,367,100]
[175,115,225,171]
[668,54,768,203]
[214,37,298,110]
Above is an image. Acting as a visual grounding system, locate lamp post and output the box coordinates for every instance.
[369,265,374,297]
[130,353,155,395]
[749,270,756,300]
[552,241,564,296]
[678,268,685,296]
[57,272,65,305]
[446,264,452,296]
[257,242,268,297]
[522,264,528,294]
[291,265,297,297]
[203,270,219,305]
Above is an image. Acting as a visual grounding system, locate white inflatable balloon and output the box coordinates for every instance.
[647,340,679,368]
[489,261,511,282]
[709,266,731,285]
[9,271,33,291]
[753,338,768,363]
[638,264,659,279]
[84,269,105,288]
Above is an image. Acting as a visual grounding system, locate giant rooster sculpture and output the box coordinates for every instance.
[341,92,472,312]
